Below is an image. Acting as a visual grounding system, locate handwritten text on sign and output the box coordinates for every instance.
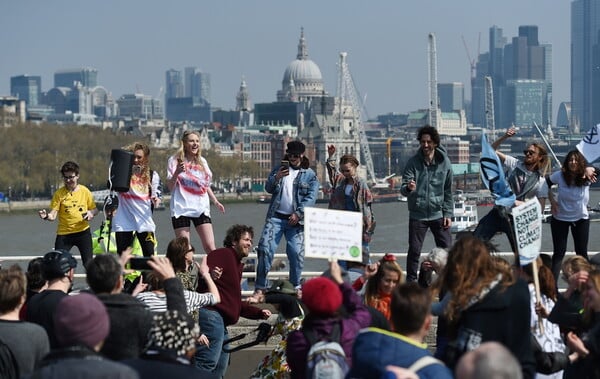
[304,207,363,261]
[512,198,542,265]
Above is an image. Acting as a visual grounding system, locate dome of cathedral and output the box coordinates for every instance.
[277,28,324,102]
[283,58,323,84]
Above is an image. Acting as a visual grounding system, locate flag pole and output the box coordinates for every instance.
[532,122,562,168]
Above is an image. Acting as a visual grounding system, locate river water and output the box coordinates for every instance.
[2,193,600,273]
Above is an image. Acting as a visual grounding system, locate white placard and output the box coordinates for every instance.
[512,198,542,265]
[304,207,363,261]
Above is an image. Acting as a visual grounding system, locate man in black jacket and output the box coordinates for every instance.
[86,253,187,360]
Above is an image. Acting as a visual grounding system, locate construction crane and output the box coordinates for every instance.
[337,52,378,185]
[461,33,480,79]
[484,76,495,138]
[428,33,439,129]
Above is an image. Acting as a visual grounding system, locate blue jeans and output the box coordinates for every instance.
[256,217,304,289]
[406,218,452,282]
[195,308,230,378]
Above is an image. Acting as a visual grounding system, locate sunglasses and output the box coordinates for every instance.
[287,153,301,159]
[63,174,77,180]
[523,150,537,156]
[187,246,195,253]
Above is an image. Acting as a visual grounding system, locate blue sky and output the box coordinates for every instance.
[1,1,570,119]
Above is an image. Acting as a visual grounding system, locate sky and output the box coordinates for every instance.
[1,1,571,120]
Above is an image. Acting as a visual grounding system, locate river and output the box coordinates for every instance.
[3,192,600,270]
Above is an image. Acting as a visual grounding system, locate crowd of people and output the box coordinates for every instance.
[4,126,596,378]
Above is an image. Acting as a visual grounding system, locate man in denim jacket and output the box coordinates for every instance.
[253,140,319,297]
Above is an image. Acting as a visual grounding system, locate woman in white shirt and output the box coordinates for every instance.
[166,130,225,254]
[546,150,591,281]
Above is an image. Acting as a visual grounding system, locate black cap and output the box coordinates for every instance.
[43,250,77,280]
[286,140,305,155]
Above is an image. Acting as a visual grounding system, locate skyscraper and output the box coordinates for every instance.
[184,67,211,104]
[438,82,464,112]
[10,75,42,106]
[165,69,184,99]
[54,68,98,88]
[571,0,600,131]
[472,24,551,129]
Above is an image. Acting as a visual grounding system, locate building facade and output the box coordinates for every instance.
[10,75,42,106]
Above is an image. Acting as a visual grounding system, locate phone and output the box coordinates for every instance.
[129,257,153,271]
[281,160,290,170]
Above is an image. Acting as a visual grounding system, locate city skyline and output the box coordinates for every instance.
[1,1,570,120]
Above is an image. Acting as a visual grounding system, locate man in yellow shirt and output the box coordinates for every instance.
[38,161,98,269]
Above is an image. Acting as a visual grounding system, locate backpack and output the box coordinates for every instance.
[0,338,19,379]
[304,323,349,379]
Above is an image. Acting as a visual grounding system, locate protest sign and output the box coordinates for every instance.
[304,207,363,261]
[512,198,542,265]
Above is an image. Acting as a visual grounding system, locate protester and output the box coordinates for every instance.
[400,125,453,282]
[564,269,600,378]
[546,149,592,281]
[286,260,371,379]
[30,293,138,379]
[252,140,319,299]
[112,142,161,257]
[19,257,47,320]
[548,255,592,334]
[354,253,404,323]
[38,161,98,268]
[167,130,225,254]
[348,282,452,379]
[123,310,218,379]
[135,255,220,314]
[417,247,448,288]
[165,236,200,291]
[474,127,550,254]
[436,236,535,378]
[455,342,523,379]
[26,250,77,348]
[0,265,49,377]
[86,253,187,360]
[194,224,271,378]
[326,144,375,265]
[521,258,573,378]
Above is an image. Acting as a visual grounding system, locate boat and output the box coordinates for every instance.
[450,198,479,233]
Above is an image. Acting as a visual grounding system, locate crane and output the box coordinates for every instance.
[428,33,439,129]
[337,52,378,185]
[484,76,495,138]
[461,33,481,79]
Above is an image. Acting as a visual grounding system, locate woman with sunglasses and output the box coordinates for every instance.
[167,130,225,254]
[112,142,161,258]
[38,161,98,268]
[326,144,375,266]
[546,150,592,281]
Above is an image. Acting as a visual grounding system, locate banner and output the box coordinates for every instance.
[304,207,363,262]
[479,134,516,207]
[576,123,600,163]
[512,199,542,265]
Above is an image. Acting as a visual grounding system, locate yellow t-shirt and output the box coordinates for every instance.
[50,185,96,235]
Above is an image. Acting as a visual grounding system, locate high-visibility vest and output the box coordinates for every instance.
[92,221,152,282]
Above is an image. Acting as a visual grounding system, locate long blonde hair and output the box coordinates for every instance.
[176,130,204,168]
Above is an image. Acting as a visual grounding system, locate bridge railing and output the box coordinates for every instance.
[2,251,595,294]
